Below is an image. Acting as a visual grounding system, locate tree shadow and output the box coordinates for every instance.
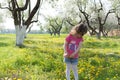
[83,41,119,49]
[106,53,120,58]
[0,37,10,40]
[0,42,9,47]
[107,36,120,39]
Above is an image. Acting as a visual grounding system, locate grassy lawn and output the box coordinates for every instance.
[0,34,120,80]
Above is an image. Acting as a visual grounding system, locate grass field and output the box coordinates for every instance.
[0,34,120,80]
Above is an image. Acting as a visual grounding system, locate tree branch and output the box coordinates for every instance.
[98,0,103,12]
[15,0,30,11]
[65,17,75,26]
[0,6,11,11]
[103,9,115,25]
[30,20,38,24]
[0,3,12,11]
[116,13,120,25]
[24,0,40,27]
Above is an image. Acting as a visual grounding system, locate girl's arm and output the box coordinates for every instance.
[70,42,82,58]
[63,41,69,57]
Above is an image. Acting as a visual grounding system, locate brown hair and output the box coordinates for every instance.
[70,23,87,36]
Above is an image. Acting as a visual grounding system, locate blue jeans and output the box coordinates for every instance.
[64,57,78,65]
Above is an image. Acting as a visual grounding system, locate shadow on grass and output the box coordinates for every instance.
[106,52,120,58]
[83,41,119,49]
[107,36,120,39]
[0,37,11,40]
[0,42,9,47]
[81,49,120,61]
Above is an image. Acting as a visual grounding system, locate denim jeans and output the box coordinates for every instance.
[64,57,78,65]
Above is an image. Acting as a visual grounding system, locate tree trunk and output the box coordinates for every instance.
[96,33,101,39]
[15,25,27,47]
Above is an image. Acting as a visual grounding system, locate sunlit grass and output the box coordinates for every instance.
[0,34,120,80]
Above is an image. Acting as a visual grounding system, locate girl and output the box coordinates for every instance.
[63,23,87,80]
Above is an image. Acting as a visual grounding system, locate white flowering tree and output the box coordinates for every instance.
[0,0,42,47]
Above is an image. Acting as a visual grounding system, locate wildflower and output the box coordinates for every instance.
[78,68,84,74]
[13,78,16,80]
[113,76,116,79]
[106,78,109,80]
[17,78,22,80]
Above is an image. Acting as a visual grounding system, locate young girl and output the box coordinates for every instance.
[63,23,87,80]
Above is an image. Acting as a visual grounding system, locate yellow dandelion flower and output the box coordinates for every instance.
[113,76,116,79]
[13,78,17,80]
[106,78,109,80]
[78,68,84,74]
[17,78,22,80]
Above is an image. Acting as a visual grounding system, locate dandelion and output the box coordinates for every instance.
[95,72,99,76]
[13,78,16,80]
[78,68,85,74]
[106,78,109,80]
[113,76,116,79]
[17,78,22,80]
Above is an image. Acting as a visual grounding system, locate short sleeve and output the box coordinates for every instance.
[78,37,83,43]
[81,38,84,42]
[65,35,71,43]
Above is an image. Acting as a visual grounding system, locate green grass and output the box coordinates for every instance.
[0,34,120,80]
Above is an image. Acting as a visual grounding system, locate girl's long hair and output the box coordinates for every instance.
[70,23,87,36]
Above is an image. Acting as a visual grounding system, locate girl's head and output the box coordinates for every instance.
[70,23,87,37]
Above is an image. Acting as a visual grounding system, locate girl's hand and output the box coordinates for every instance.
[64,53,69,57]
[70,53,75,58]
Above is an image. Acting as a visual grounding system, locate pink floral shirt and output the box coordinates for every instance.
[65,34,83,58]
